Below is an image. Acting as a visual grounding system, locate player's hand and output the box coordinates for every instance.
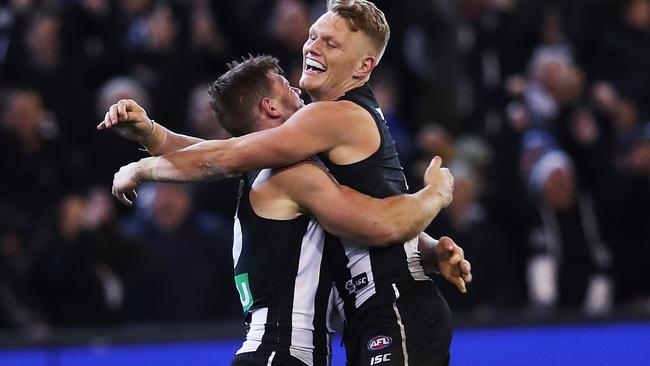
[423,156,454,207]
[429,236,472,294]
[112,162,141,206]
[97,99,154,143]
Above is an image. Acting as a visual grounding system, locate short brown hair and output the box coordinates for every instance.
[208,55,282,137]
[327,0,390,58]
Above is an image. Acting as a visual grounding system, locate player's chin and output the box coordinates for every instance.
[299,77,322,96]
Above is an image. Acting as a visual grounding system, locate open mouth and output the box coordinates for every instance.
[305,58,327,74]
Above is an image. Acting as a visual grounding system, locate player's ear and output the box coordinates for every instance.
[353,55,377,79]
[260,97,282,118]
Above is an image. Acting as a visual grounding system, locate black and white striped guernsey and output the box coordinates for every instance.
[232,168,336,366]
[319,83,430,322]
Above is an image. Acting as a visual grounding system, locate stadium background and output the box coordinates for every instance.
[0,0,648,364]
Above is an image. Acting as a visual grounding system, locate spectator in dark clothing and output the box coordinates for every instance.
[121,184,239,322]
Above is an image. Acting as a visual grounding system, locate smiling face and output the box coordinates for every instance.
[300,12,377,101]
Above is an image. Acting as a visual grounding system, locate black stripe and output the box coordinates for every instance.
[259,306,279,353]
[276,226,305,351]
[323,233,356,320]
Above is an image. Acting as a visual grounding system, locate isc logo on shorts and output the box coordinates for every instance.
[367,335,392,351]
[345,272,369,294]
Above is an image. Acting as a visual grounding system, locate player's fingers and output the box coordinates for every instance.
[117,100,128,120]
[429,155,442,169]
[453,277,467,294]
[118,192,133,206]
[109,104,120,125]
[462,271,473,284]
[439,236,455,251]
[125,190,137,203]
[460,259,471,275]
[448,251,463,267]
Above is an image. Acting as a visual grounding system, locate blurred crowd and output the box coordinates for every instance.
[0,0,648,336]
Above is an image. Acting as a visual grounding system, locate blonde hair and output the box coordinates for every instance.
[327,0,390,59]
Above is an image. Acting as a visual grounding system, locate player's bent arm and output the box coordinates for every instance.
[98,99,204,155]
[276,162,448,247]
[133,102,360,182]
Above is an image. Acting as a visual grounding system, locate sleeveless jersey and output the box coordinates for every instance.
[319,83,430,321]
[233,169,336,366]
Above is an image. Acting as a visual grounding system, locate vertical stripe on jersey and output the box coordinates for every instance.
[233,217,243,267]
[404,237,431,281]
[237,307,269,354]
[290,220,324,366]
[343,242,376,308]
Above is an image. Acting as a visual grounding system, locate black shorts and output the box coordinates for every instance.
[231,351,309,366]
[343,281,452,366]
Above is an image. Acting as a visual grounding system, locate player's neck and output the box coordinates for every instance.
[310,77,368,102]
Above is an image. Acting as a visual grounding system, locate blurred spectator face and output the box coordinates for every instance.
[449,175,478,217]
[11,0,34,12]
[152,185,191,233]
[96,77,151,118]
[624,0,650,31]
[540,8,564,45]
[59,195,87,241]
[538,60,584,105]
[2,90,45,139]
[543,167,576,210]
[627,140,650,176]
[25,13,60,69]
[148,5,178,51]
[272,0,312,52]
[614,98,640,133]
[373,69,399,112]
[570,108,599,146]
[83,188,117,229]
[416,124,454,162]
[1,230,21,258]
[187,86,231,140]
[190,0,226,53]
[118,0,152,16]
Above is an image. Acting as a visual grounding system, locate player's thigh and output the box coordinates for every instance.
[355,324,405,366]
[398,286,452,366]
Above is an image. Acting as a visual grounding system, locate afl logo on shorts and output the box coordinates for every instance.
[367,335,392,351]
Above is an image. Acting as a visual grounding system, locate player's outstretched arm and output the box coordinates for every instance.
[97,99,204,155]
[276,156,454,247]
[119,101,360,185]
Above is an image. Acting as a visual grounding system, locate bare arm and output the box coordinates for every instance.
[97,99,203,155]
[273,157,453,247]
[131,102,362,182]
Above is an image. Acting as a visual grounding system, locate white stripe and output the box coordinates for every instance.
[290,219,324,366]
[267,351,276,366]
[328,286,342,330]
[404,237,430,282]
[236,307,268,354]
[342,241,376,308]
[392,283,409,366]
[232,217,243,267]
